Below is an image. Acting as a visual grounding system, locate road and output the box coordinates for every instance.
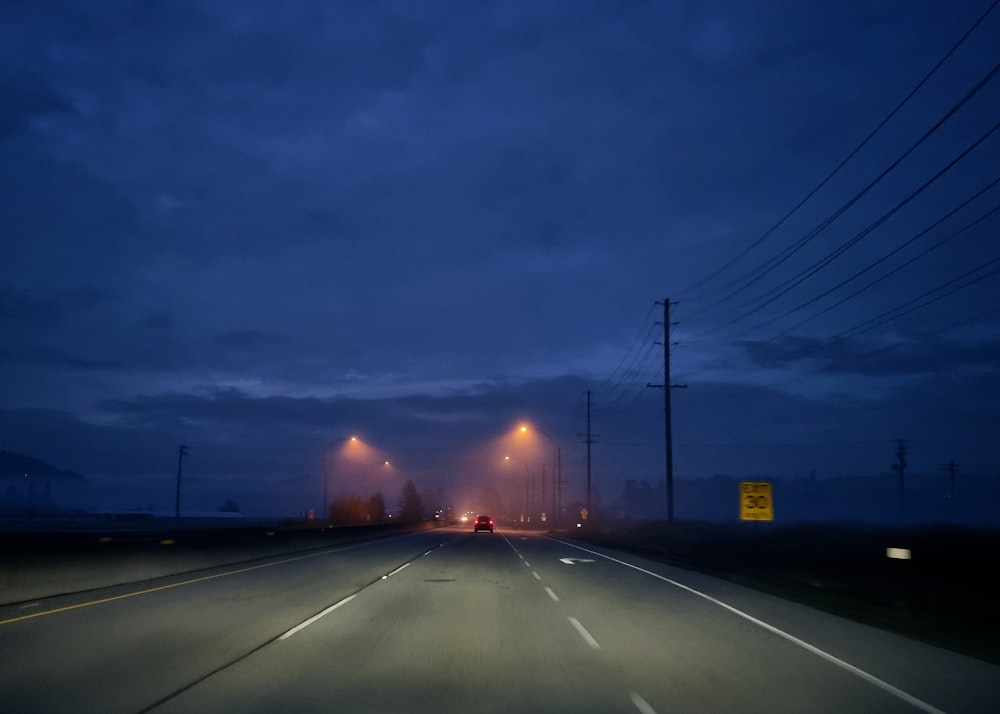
[1,526,997,714]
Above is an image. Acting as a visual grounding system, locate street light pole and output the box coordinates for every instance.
[324,435,358,526]
[324,451,329,524]
[364,460,390,522]
[520,425,558,526]
[556,446,562,527]
[175,445,189,522]
[504,455,530,523]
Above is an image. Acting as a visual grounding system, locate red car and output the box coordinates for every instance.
[473,515,494,533]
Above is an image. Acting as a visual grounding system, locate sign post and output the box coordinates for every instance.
[740,481,773,521]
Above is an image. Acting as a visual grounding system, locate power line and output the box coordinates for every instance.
[742,181,1000,341]
[592,305,662,412]
[768,202,1000,342]
[591,301,658,400]
[699,63,1000,330]
[678,0,1000,304]
[786,252,1000,359]
[600,336,663,414]
[731,302,1000,397]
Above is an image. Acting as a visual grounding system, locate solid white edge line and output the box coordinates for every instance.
[545,586,560,602]
[280,594,357,640]
[555,540,950,714]
[568,616,601,649]
[630,691,657,714]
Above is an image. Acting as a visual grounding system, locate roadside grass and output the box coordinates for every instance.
[572,520,1000,666]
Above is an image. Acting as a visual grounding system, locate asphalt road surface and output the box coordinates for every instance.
[2,526,998,714]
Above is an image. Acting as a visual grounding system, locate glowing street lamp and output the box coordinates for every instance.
[518,423,559,525]
[324,435,358,525]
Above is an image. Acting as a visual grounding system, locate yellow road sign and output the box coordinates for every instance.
[740,481,773,521]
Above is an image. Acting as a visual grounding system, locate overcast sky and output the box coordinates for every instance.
[2,1,998,519]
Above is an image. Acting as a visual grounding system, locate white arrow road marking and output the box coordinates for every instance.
[559,557,596,564]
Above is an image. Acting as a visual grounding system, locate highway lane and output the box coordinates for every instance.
[2,526,999,713]
[0,530,449,714]
[151,527,630,714]
[516,536,1000,714]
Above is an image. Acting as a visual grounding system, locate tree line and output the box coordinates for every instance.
[327,478,427,526]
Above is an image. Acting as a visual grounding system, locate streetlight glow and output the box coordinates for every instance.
[324,435,363,525]
[504,455,531,522]
[516,423,559,526]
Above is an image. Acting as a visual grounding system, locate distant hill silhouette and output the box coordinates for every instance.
[0,451,88,514]
[0,451,87,483]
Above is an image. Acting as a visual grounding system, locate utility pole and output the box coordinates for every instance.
[555,446,562,527]
[647,298,686,522]
[175,445,190,521]
[941,460,959,500]
[541,463,546,522]
[581,390,597,517]
[891,439,908,521]
[586,390,592,513]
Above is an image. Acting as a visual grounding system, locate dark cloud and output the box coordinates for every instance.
[215,329,279,349]
[738,333,1000,377]
[0,286,114,324]
[0,73,75,139]
[1,0,998,520]
[142,310,173,331]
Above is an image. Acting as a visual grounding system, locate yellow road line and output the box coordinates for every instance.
[0,548,333,626]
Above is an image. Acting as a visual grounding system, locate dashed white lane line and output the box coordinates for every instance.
[281,544,445,640]
[532,571,541,580]
[630,691,657,714]
[19,602,40,610]
[556,540,950,714]
[568,616,601,649]
[384,562,410,578]
[279,595,357,640]
[545,587,560,602]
